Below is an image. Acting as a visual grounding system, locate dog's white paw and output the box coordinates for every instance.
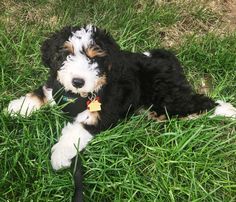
[75,109,100,126]
[212,100,236,118]
[7,94,42,117]
[51,142,77,170]
[51,122,93,170]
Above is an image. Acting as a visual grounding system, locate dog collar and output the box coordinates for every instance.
[62,96,75,102]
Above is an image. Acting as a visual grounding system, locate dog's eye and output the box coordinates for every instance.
[88,58,96,64]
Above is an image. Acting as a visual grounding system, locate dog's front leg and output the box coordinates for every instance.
[7,86,54,116]
[51,82,136,171]
[51,113,94,171]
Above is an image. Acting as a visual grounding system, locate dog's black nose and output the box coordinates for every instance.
[72,78,85,88]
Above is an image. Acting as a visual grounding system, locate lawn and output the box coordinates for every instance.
[0,0,236,201]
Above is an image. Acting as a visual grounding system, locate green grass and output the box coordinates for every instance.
[0,0,236,201]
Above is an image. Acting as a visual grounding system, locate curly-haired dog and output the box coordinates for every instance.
[7,25,236,201]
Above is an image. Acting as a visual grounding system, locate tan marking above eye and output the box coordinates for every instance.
[85,45,107,58]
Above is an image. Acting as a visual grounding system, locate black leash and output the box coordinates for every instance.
[72,155,83,202]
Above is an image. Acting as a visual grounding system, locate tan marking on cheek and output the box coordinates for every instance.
[86,45,107,58]
[64,41,74,54]
[95,75,107,92]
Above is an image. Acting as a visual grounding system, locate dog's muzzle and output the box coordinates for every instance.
[72,78,85,88]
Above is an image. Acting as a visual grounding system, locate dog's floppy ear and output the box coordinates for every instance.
[41,26,79,69]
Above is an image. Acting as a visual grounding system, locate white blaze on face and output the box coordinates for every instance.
[69,24,95,53]
[57,25,100,94]
[57,54,99,94]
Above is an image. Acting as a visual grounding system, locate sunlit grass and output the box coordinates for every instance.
[0,0,236,201]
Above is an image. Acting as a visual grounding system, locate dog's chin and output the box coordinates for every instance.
[80,92,89,98]
[68,86,89,98]
[60,81,97,98]
[71,89,88,98]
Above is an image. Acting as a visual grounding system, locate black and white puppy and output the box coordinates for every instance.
[7,24,236,196]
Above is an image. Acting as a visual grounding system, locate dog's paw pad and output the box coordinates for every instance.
[8,95,41,117]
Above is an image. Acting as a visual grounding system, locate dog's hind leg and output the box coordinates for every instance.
[151,92,236,119]
[7,85,55,117]
[50,119,94,170]
[156,93,216,117]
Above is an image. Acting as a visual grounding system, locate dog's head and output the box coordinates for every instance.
[41,24,119,97]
